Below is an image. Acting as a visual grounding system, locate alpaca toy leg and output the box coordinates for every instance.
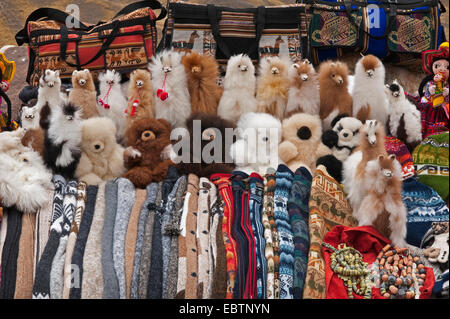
[355,192,383,226]
[385,196,407,247]
[150,160,173,182]
[124,166,153,189]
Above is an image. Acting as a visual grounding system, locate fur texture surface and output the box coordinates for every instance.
[175,113,236,177]
[278,113,330,173]
[385,80,422,152]
[318,61,353,130]
[182,52,222,114]
[343,120,388,214]
[123,117,174,188]
[256,56,290,120]
[126,68,155,124]
[69,69,99,119]
[0,129,53,213]
[352,55,389,126]
[230,112,282,175]
[43,102,83,179]
[97,70,128,142]
[217,54,257,123]
[286,59,320,117]
[75,117,126,185]
[356,155,407,246]
[35,69,66,111]
[150,50,191,129]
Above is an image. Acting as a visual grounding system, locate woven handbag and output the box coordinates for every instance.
[15,0,167,86]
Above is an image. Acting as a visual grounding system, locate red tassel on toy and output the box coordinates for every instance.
[125,99,138,117]
[157,73,169,101]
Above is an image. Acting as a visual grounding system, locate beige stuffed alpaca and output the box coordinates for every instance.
[278,113,330,172]
[75,117,126,185]
[69,69,99,119]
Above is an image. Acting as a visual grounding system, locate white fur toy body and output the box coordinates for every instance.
[352,55,389,126]
[217,54,257,123]
[230,112,282,175]
[35,69,66,111]
[97,70,128,141]
[150,50,191,129]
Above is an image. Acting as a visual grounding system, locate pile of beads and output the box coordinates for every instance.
[322,242,372,299]
[373,244,426,299]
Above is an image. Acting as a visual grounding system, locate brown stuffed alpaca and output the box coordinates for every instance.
[278,113,330,172]
[175,112,235,177]
[123,117,173,189]
[318,61,353,130]
[68,69,99,119]
[126,69,155,123]
[181,52,222,114]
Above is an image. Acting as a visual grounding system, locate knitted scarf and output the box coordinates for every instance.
[50,180,77,299]
[131,182,158,299]
[137,182,161,299]
[32,175,66,299]
[82,183,106,299]
[102,180,120,299]
[63,181,86,299]
[287,166,312,299]
[274,165,294,299]
[68,185,98,299]
[263,170,275,299]
[112,178,136,299]
[205,181,219,299]
[210,201,227,299]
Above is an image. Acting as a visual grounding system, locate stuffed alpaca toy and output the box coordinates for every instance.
[278,113,330,173]
[318,61,353,130]
[35,69,65,111]
[126,68,155,124]
[19,99,40,130]
[343,120,388,213]
[0,129,53,213]
[181,52,222,114]
[385,80,422,152]
[123,117,174,189]
[230,112,282,175]
[43,102,83,179]
[217,54,257,123]
[352,54,389,126]
[175,112,235,177]
[317,114,363,182]
[75,117,126,185]
[256,56,290,120]
[68,69,99,119]
[97,70,128,142]
[150,50,191,129]
[356,154,407,246]
[285,59,320,117]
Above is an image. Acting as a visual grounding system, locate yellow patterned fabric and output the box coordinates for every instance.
[302,165,357,299]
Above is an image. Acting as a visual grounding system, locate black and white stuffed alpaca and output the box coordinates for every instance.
[385,80,422,153]
[43,102,82,179]
[317,114,362,182]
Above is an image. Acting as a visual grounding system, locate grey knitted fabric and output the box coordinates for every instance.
[82,183,106,299]
[138,182,162,299]
[32,175,66,299]
[130,182,158,299]
[162,177,182,296]
[207,189,219,299]
[50,180,77,299]
[164,175,187,299]
[68,185,98,299]
[113,178,136,299]
[102,180,120,299]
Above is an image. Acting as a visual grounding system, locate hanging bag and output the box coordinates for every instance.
[15,0,167,86]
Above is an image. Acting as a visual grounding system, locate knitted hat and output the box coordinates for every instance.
[402,177,449,247]
[412,132,449,202]
[422,42,449,76]
[385,136,415,180]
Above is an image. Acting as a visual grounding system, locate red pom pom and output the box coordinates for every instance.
[160,91,169,101]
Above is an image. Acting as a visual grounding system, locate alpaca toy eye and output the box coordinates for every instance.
[23,158,28,163]
[141,130,155,141]
[262,137,269,142]
[332,74,336,77]
[297,126,311,140]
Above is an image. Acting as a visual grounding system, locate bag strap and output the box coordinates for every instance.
[112,0,167,21]
[207,4,266,59]
[343,1,397,40]
[59,20,121,69]
[15,7,90,46]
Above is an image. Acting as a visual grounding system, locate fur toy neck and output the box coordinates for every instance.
[99,84,112,109]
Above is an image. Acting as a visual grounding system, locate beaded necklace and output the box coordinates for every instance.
[322,242,372,299]
[373,244,425,299]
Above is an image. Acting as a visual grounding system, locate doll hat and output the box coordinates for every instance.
[422,42,449,75]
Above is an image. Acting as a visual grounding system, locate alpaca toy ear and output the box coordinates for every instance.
[378,155,384,161]
[55,70,60,77]
[293,63,299,69]
[388,154,396,160]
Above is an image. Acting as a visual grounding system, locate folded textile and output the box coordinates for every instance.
[263,169,277,299]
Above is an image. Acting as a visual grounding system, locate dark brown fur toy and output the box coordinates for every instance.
[181,52,223,114]
[123,117,174,189]
[176,113,236,178]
